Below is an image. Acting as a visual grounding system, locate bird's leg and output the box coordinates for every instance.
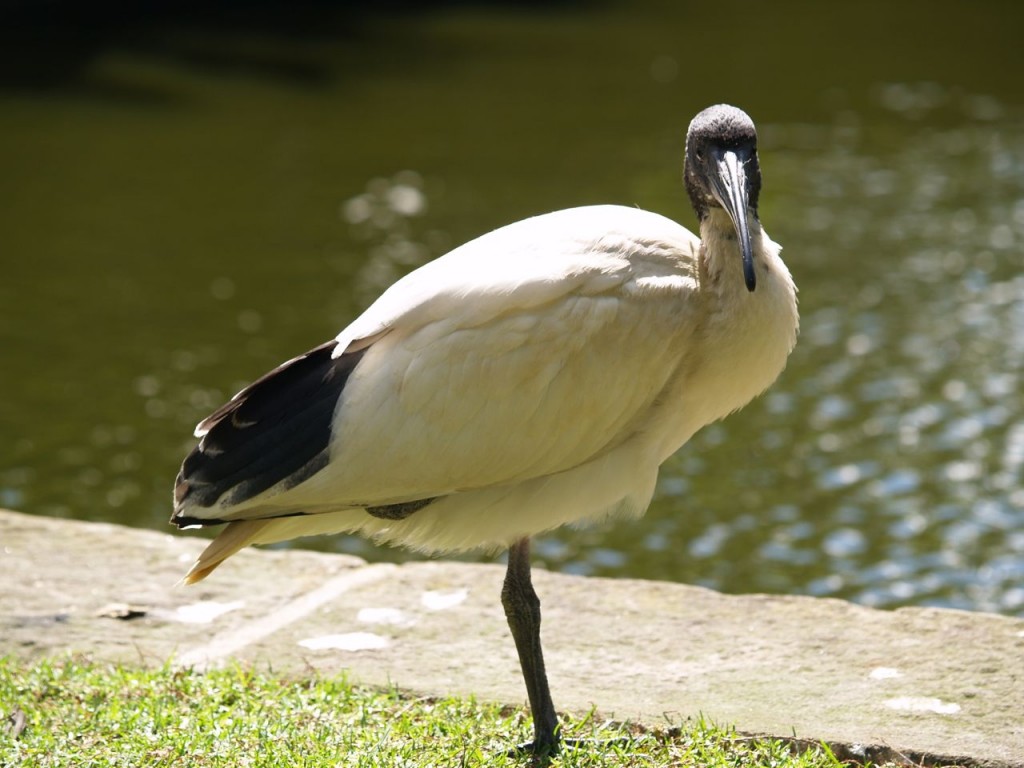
[502,538,560,755]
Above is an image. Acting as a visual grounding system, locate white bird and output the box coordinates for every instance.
[171,104,798,755]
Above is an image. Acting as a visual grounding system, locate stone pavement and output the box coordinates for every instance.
[1,508,1021,766]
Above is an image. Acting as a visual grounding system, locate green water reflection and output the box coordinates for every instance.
[2,1,1022,614]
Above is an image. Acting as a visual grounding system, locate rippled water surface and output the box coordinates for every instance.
[2,1,1022,615]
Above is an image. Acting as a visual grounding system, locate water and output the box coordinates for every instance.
[1,1,1022,616]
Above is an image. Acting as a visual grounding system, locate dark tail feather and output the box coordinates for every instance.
[172,341,369,520]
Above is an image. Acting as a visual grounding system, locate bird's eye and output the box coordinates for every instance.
[695,150,704,161]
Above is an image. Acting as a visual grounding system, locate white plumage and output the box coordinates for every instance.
[172,105,798,755]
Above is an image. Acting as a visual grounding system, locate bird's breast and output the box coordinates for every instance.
[651,227,798,461]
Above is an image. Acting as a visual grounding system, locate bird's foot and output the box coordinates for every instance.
[506,735,560,764]
[507,735,633,763]
[507,738,557,759]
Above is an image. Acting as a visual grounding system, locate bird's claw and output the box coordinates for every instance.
[507,735,632,763]
[506,736,560,763]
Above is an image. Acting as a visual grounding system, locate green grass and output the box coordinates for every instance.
[0,655,887,767]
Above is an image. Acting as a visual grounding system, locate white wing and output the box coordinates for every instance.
[274,205,703,509]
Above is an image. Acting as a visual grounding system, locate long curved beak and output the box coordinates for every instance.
[709,148,756,292]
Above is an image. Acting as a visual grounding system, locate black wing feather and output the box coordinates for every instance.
[171,341,368,522]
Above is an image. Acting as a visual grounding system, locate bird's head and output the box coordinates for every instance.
[684,104,762,292]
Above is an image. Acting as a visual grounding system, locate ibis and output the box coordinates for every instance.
[171,104,798,755]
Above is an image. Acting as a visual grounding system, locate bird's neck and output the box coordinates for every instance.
[698,209,762,292]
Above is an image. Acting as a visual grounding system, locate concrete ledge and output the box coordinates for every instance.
[1,508,1021,766]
